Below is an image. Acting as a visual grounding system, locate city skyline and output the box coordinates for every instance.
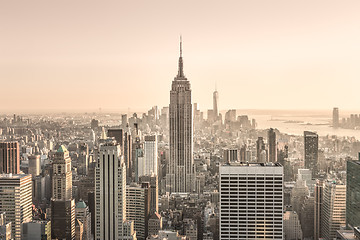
[1,0,360,111]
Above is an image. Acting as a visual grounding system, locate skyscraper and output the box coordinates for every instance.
[219,163,283,239]
[0,141,20,174]
[144,135,158,176]
[28,154,41,177]
[304,131,319,176]
[51,145,75,240]
[268,128,277,163]
[321,180,346,240]
[213,87,219,121]
[167,38,195,193]
[256,137,265,162]
[139,174,159,214]
[314,179,323,240]
[346,160,360,229]
[95,140,136,240]
[0,174,32,240]
[333,107,339,128]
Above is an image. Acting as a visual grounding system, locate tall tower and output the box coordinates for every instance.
[304,131,319,176]
[95,140,136,240]
[333,107,339,128]
[268,128,277,163]
[167,37,195,193]
[213,86,219,121]
[51,145,75,240]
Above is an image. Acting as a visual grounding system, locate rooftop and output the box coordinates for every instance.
[57,145,68,153]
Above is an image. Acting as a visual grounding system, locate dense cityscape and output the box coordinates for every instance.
[1,39,360,240]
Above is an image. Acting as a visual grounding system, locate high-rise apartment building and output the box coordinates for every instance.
[51,145,75,240]
[321,180,346,240]
[304,131,318,176]
[219,163,283,239]
[0,141,20,174]
[268,128,277,163]
[0,174,32,240]
[346,160,360,229]
[167,38,195,193]
[95,140,135,240]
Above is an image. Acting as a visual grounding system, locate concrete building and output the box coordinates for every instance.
[21,220,51,240]
[76,200,92,240]
[167,39,195,193]
[139,174,159,214]
[143,135,158,176]
[0,212,12,240]
[321,180,346,240]
[223,149,238,163]
[148,212,162,236]
[28,154,41,177]
[95,140,135,240]
[333,107,339,128]
[283,210,303,240]
[219,162,283,239]
[0,141,20,174]
[268,128,277,163]
[314,180,323,240]
[0,174,32,240]
[51,145,75,240]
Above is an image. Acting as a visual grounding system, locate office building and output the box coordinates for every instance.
[321,180,346,240]
[148,212,162,236]
[283,210,303,240]
[268,128,277,163]
[219,163,283,239]
[76,201,92,240]
[0,213,11,240]
[0,141,20,174]
[0,174,32,240]
[167,38,195,193]
[28,154,41,177]
[223,149,239,163]
[256,137,265,162]
[144,135,158,176]
[304,131,318,176]
[51,145,75,240]
[346,160,360,229]
[139,174,159,214]
[95,140,135,240]
[314,179,323,240]
[213,88,219,121]
[22,220,51,240]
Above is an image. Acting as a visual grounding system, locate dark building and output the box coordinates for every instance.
[0,141,20,174]
[107,128,124,145]
[304,131,318,176]
[314,180,323,240]
[268,128,277,163]
[90,119,99,129]
[51,200,75,239]
[346,159,360,229]
[256,137,265,162]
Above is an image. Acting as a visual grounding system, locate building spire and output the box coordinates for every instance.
[176,35,185,79]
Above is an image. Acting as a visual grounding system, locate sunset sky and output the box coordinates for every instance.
[1,0,359,112]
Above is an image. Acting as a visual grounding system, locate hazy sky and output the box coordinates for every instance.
[1,0,359,112]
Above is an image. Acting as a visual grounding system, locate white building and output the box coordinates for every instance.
[95,140,136,240]
[144,135,158,176]
[0,174,32,240]
[219,162,283,239]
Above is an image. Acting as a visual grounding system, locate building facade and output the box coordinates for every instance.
[346,160,360,229]
[0,141,20,174]
[219,163,283,239]
[304,131,318,176]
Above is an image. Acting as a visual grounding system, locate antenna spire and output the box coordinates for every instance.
[176,35,185,79]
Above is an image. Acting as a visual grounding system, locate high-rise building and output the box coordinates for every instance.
[76,200,92,240]
[213,88,219,121]
[0,212,12,240]
[107,128,124,145]
[126,182,150,240]
[28,154,41,177]
[139,174,159,214]
[0,141,20,174]
[133,132,144,182]
[304,131,318,176]
[144,135,158,176]
[0,174,32,240]
[95,140,135,240]
[283,210,303,240]
[167,38,195,193]
[256,137,265,162]
[268,128,277,163]
[333,107,339,128]
[148,212,162,237]
[51,145,75,240]
[223,149,239,163]
[321,180,346,240]
[346,160,360,229]
[219,163,283,239]
[314,179,323,240]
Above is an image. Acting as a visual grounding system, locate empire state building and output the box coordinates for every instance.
[167,38,195,193]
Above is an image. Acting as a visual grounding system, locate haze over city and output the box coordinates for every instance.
[1,0,360,112]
